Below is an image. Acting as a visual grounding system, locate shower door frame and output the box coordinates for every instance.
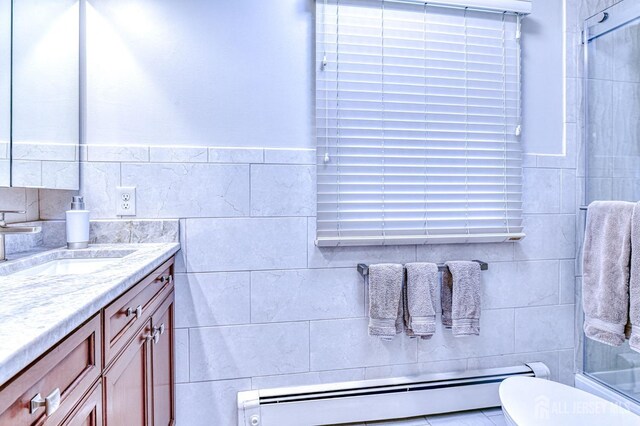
[579,0,640,410]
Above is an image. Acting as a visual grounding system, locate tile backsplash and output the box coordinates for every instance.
[0,187,39,224]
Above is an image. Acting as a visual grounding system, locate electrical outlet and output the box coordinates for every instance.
[116,186,136,216]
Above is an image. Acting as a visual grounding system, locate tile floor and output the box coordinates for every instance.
[331,408,506,425]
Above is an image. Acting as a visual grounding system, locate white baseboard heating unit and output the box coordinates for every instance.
[237,363,550,426]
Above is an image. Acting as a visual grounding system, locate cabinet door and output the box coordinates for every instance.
[0,315,101,426]
[62,381,103,426]
[103,321,152,426]
[150,294,175,426]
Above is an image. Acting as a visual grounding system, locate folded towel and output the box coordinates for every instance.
[629,202,640,352]
[368,263,404,340]
[442,261,482,336]
[583,201,634,347]
[396,279,405,336]
[405,262,438,339]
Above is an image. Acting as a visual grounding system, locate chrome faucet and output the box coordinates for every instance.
[0,210,41,262]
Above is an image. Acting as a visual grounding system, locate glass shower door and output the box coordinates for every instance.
[583,3,640,401]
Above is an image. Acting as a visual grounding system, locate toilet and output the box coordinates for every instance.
[499,376,640,425]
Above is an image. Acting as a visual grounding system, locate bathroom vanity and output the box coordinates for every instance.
[0,243,179,426]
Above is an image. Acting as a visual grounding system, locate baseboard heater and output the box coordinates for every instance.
[237,362,550,426]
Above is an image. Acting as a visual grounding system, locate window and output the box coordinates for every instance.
[315,0,527,246]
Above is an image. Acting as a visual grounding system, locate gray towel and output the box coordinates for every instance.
[629,202,640,352]
[405,262,438,339]
[583,201,634,347]
[368,263,404,340]
[442,261,481,336]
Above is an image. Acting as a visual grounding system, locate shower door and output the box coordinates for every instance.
[583,0,640,401]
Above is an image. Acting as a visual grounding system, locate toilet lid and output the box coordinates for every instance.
[499,377,640,425]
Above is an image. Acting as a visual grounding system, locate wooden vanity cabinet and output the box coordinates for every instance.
[0,256,175,426]
[103,319,153,426]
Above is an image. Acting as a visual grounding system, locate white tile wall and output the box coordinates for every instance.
[0,187,39,224]
[418,310,515,362]
[190,322,310,381]
[250,268,364,322]
[80,162,121,218]
[122,163,250,218]
[250,164,315,216]
[149,146,208,163]
[175,272,251,328]
[175,328,190,384]
[186,217,308,272]
[176,379,252,426]
[310,318,418,370]
[251,368,365,389]
[53,136,579,423]
[515,305,575,352]
[481,261,559,309]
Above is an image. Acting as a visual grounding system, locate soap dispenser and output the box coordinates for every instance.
[66,196,90,249]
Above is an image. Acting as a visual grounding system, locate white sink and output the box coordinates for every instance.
[9,258,119,277]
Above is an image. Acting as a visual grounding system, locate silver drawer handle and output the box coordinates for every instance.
[152,323,165,344]
[125,305,142,319]
[159,275,173,284]
[30,388,61,416]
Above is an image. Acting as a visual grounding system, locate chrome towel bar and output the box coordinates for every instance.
[357,260,489,277]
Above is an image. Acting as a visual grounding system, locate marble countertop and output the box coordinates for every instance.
[0,242,180,387]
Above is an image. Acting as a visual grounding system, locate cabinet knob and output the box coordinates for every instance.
[159,275,173,284]
[152,323,165,344]
[126,305,142,319]
[30,388,61,416]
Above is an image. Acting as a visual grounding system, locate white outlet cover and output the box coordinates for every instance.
[116,186,136,216]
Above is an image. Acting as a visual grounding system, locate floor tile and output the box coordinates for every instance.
[427,410,494,425]
[487,415,507,426]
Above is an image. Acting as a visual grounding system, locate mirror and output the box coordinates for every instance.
[0,1,9,187]
[1,0,80,190]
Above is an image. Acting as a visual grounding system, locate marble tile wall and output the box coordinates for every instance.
[0,187,39,224]
[32,136,579,424]
[10,142,80,190]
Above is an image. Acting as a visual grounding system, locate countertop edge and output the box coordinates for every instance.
[0,243,180,387]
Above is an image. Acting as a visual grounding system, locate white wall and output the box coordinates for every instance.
[85,0,314,148]
[0,0,10,187]
[521,0,565,155]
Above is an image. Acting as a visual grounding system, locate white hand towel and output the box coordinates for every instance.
[405,262,438,339]
[628,202,640,352]
[368,263,404,340]
[442,261,482,337]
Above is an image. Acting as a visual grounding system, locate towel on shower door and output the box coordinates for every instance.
[442,261,482,336]
[404,262,439,339]
[368,263,404,340]
[582,201,634,347]
[628,202,640,352]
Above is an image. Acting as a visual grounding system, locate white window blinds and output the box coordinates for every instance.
[315,0,525,247]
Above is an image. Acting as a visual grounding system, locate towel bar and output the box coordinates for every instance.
[357,260,489,277]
